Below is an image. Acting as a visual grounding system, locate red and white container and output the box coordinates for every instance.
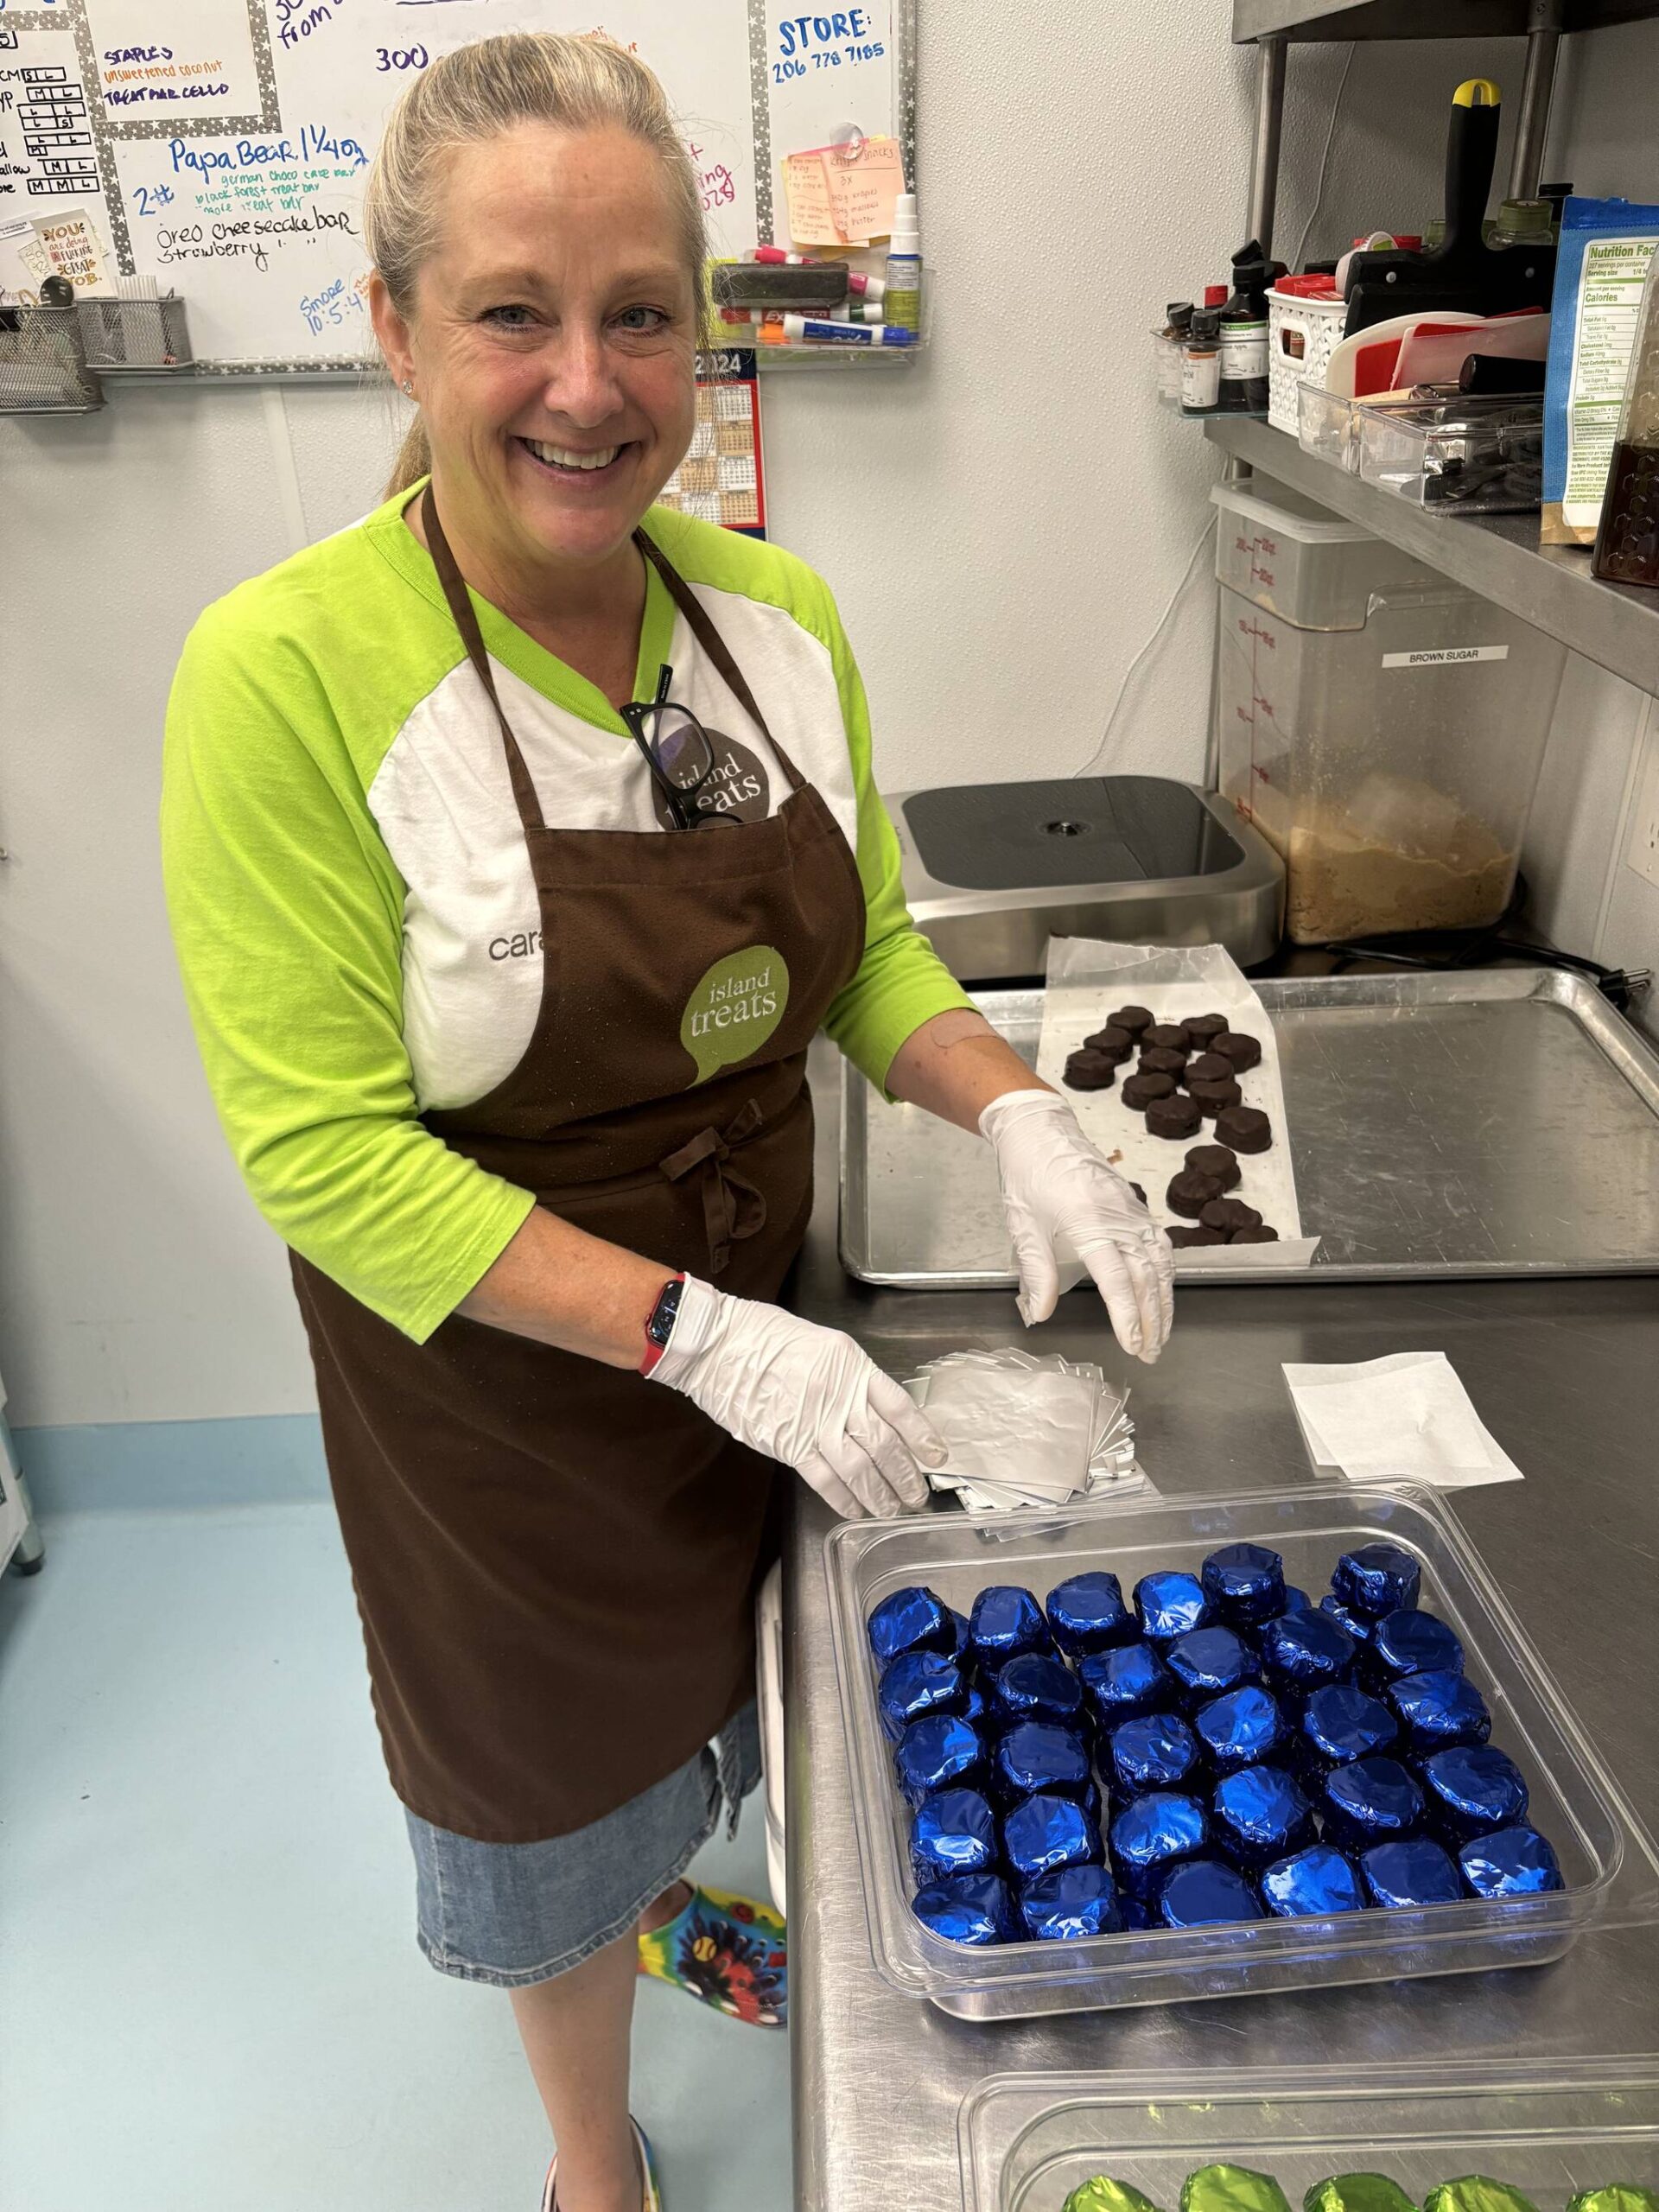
[1268,272,1347,434]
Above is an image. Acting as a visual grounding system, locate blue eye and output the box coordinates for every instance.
[483,304,535,329]
[616,305,670,334]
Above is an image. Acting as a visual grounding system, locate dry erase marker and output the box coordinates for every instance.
[780,315,916,346]
[752,245,885,302]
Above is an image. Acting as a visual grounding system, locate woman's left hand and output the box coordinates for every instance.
[979,1090,1174,1361]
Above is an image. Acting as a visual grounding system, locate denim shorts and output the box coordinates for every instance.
[404,1703,763,1988]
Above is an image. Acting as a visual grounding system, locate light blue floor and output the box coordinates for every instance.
[0,1500,791,2212]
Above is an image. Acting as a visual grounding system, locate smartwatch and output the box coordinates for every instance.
[639,1273,686,1376]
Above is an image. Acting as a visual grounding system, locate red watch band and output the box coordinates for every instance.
[639,1273,685,1376]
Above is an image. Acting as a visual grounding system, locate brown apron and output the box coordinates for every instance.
[289,488,866,1844]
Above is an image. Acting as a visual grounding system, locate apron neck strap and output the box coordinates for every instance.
[421,482,548,833]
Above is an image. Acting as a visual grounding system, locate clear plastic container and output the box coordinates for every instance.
[960,2056,1659,2212]
[1213,478,1567,944]
[1359,393,1546,514]
[825,1481,1658,2019]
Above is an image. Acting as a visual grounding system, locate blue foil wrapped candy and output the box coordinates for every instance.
[877,1649,969,1742]
[1333,1541,1423,1619]
[1262,1608,1357,1699]
[1360,1837,1464,1907]
[1046,1571,1135,1657]
[1458,1824,1564,1897]
[1300,1682,1400,1767]
[1109,1789,1210,1896]
[1363,1608,1465,1690]
[1388,1669,1491,1754]
[909,1787,1000,1886]
[1020,1861,1124,1940]
[1279,1586,1315,1617]
[893,1713,988,1807]
[1211,1763,1316,1868]
[912,1872,1017,1945]
[1318,1754,1427,1849]
[868,1585,953,1667]
[1160,1857,1264,1927]
[1260,1841,1365,1916]
[1134,1570,1214,1643]
[1081,1642,1177,1726]
[1166,1624,1261,1708]
[1003,1790,1103,1881]
[993,1651,1084,1730]
[1421,1745,1529,1840]
[944,1606,972,1662]
[1321,1594,1374,1643]
[969,1585,1052,1672]
[1201,1542,1287,1627]
[1109,1712,1204,1793]
[1194,1684,1288,1773]
[995,1719,1096,1808]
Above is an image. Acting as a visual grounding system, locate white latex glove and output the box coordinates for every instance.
[979,1088,1175,1362]
[647,1274,947,1520]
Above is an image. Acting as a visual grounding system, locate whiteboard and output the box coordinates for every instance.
[0,0,914,368]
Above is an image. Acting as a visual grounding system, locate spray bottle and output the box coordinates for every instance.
[883,194,922,333]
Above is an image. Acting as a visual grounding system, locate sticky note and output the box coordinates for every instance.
[782,153,842,247]
[825,137,906,245]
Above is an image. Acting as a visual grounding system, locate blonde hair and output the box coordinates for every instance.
[366,32,707,496]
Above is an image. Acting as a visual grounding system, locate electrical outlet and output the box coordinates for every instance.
[1624,707,1659,893]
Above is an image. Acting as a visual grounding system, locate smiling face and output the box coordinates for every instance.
[372,121,698,595]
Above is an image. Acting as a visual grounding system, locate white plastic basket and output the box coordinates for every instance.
[1268,282,1347,433]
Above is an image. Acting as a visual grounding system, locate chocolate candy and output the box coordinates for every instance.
[1196,1684,1288,1772]
[1202,1541,1287,1626]
[1364,1608,1465,1689]
[1212,1763,1315,1867]
[1166,1624,1260,1706]
[1186,1142,1241,1190]
[1122,1070,1178,1109]
[1020,1862,1124,1941]
[995,1719,1096,1808]
[1065,1048,1119,1091]
[1182,2165,1293,2212]
[894,1713,988,1806]
[1421,1745,1529,1840]
[1201,1197,1262,1236]
[944,1605,972,1662]
[1215,1105,1272,1153]
[1425,2185,1543,2212]
[1147,1092,1204,1140]
[1046,1570,1135,1656]
[1261,1841,1365,1917]
[1169,1226,1227,1249]
[1211,1031,1263,1071]
[1321,1593,1374,1643]
[1168,1168,1226,1217]
[1184,1051,1234,1085]
[1109,1712,1204,1793]
[1081,1641,1177,1724]
[1141,1046,1191,1077]
[1064,2182,1166,2212]
[1159,1858,1263,1928]
[878,1649,969,1741]
[1262,1607,1357,1698]
[1003,1790,1103,1880]
[993,1650,1084,1729]
[1108,1005,1154,1037]
[1567,2193,1659,2212]
[963,1681,989,1726]
[1333,1541,1422,1618]
[1306,2179,1420,2212]
[1318,1754,1426,1849]
[1231,1225,1279,1244]
[1458,1824,1564,1897]
[1144,1021,1189,1052]
[1083,1025,1135,1062]
[868,1585,952,1666]
[1109,1789,1209,1896]
[1189,1080,1244,1117]
[1135,1570,1213,1642]
[969,1584,1053,1671]
[909,1787,999,1885]
[1300,1683,1399,1765]
[1182,1013,1230,1046]
[1279,1586,1316,1616]
[1388,1669,1491,1754]
[911,1871,1017,1945]
[1360,1836,1464,1907]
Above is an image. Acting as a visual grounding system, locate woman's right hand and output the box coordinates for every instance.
[646,1274,947,1520]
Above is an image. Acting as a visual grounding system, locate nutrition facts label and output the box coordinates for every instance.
[1564,232,1659,530]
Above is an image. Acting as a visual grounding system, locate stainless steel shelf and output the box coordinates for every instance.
[1204,416,1659,696]
[1234,0,1659,41]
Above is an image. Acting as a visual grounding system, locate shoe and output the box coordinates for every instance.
[543,2115,661,2211]
[637,1880,787,2028]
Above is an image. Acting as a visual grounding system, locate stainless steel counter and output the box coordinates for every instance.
[785,1044,1659,2212]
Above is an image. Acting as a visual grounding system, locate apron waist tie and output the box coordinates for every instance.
[658,1099,769,1277]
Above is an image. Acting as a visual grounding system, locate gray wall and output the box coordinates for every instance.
[2,0,1656,1429]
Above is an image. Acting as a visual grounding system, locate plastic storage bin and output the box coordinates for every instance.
[825,1481,1658,2019]
[1268,276,1347,434]
[960,2056,1659,2212]
[1212,477,1567,944]
[1358,391,1546,513]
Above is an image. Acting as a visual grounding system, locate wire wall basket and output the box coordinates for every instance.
[76,295,194,371]
[0,306,104,414]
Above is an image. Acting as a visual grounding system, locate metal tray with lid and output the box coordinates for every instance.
[839,969,1659,1282]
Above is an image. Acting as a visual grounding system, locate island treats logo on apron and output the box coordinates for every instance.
[650,733,771,830]
[681,944,791,1085]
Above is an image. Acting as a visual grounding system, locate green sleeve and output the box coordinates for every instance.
[816,592,975,1094]
[160,603,535,1344]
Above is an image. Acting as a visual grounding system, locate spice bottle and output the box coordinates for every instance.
[1218,240,1272,415]
[1180,310,1223,416]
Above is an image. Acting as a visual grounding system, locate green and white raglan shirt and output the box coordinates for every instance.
[161,481,972,1344]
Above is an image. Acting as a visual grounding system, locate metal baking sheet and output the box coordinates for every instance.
[839,968,1659,1283]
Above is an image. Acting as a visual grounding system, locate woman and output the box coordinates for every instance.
[162,34,1171,2212]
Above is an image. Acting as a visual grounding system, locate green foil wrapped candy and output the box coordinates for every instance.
[1305,2177,1420,2212]
[1423,2182,1542,2212]
[1182,2165,1295,2212]
[1566,2192,1659,2212]
[1062,2183,1168,2212]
